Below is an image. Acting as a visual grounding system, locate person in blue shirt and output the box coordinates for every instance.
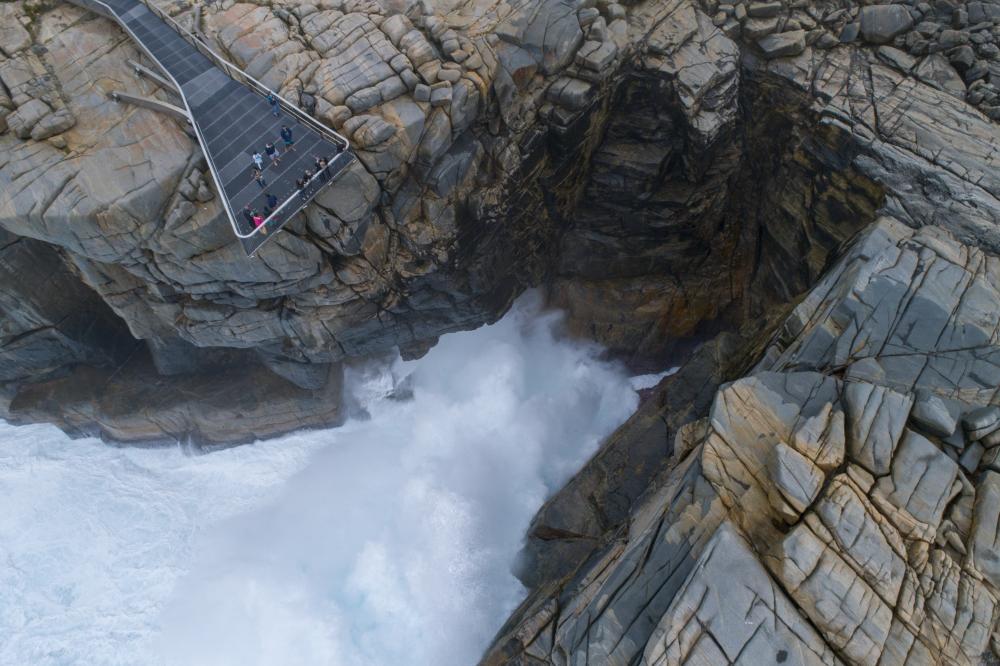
[267,93,280,118]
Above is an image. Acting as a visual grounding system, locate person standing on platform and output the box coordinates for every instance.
[264,192,278,215]
[315,156,329,182]
[265,142,281,167]
[280,125,296,152]
[267,93,280,118]
[252,151,264,172]
[253,168,266,188]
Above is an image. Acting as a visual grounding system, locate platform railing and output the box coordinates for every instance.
[68,0,352,244]
[139,0,350,156]
[258,155,345,228]
[137,0,353,241]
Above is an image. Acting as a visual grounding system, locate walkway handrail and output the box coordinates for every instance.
[70,0,245,241]
[138,0,350,154]
[73,0,352,244]
[257,155,344,235]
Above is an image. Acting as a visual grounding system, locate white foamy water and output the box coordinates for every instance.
[0,295,641,665]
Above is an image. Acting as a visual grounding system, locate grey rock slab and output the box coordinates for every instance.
[758,30,807,59]
[0,5,31,56]
[814,477,907,603]
[748,1,783,19]
[910,389,958,437]
[6,98,51,139]
[877,45,917,72]
[506,0,584,75]
[768,442,824,521]
[970,471,1000,589]
[915,53,967,97]
[844,382,913,476]
[774,522,893,663]
[641,523,838,665]
[860,5,915,44]
[429,83,452,107]
[960,441,985,473]
[873,429,959,533]
[30,109,75,141]
[963,405,1000,440]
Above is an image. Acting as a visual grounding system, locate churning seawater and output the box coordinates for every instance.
[0,294,650,665]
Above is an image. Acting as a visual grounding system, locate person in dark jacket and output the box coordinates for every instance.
[280,125,295,152]
[264,192,278,215]
[315,156,330,182]
[264,142,281,167]
[267,93,280,118]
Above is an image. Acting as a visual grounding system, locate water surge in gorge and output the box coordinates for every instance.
[0,294,642,665]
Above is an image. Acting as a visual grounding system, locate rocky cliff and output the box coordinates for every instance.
[0,0,917,440]
[481,0,1000,664]
[3,0,1000,659]
[6,0,993,437]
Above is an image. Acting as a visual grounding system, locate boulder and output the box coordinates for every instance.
[757,30,807,59]
[859,5,915,44]
[910,390,957,437]
[914,53,967,97]
[29,108,75,141]
[963,405,1000,441]
[6,99,51,139]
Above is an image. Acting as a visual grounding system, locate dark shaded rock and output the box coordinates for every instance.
[0,229,134,387]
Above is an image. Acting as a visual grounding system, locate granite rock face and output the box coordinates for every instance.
[481,0,1000,663]
[0,0,995,448]
[486,216,1000,666]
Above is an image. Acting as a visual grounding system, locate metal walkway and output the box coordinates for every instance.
[68,0,355,256]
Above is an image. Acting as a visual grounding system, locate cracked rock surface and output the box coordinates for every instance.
[479,0,1000,663]
[0,0,996,454]
[2,0,1000,658]
[487,216,1000,665]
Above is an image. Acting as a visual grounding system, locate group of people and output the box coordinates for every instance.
[250,124,297,190]
[296,156,334,201]
[240,93,346,235]
[241,123,299,233]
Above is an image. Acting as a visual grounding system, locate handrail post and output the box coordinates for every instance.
[71,0,353,251]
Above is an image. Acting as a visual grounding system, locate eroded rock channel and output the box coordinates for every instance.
[3,0,1000,661]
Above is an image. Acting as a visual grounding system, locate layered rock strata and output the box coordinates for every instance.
[481,1,1000,663]
[0,0,997,522]
[487,216,1000,666]
[0,0,920,436]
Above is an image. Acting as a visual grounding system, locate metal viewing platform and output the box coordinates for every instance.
[68,0,355,256]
